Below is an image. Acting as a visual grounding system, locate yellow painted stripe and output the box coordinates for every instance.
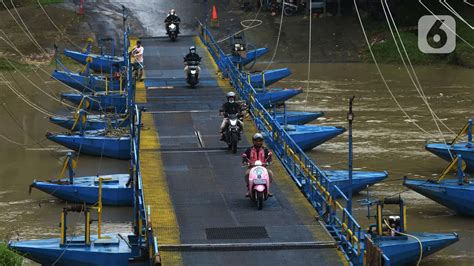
[136,75,182,264]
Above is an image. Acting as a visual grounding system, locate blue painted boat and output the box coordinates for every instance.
[49,115,130,131]
[285,125,346,151]
[404,177,474,216]
[249,68,292,88]
[228,48,269,65]
[256,88,303,108]
[325,170,388,195]
[30,174,132,206]
[46,131,130,159]
[426,143,474,172]
[64,49,124,73]
[9,234,140,266]
[52,70,124,93]
[61,92,127,113]
[357,233,459,265]
[274,111,324,125]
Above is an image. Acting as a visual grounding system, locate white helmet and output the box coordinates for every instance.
[226,91,236,99]
[252,133,264,141]
[170,9,176,16]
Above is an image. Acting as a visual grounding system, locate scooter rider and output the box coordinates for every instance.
[242,133,273,196]
[184,46,201,75]
[219,91,244,141]
[164,9,181,34]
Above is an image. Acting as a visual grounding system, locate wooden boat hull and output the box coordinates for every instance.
[425,142,474,172]
[249,68,291,88]
[286,125,345,151]
[46,132,130,159]
[61,92,127,113]
[49,115,129,131]
[256,88,302,107]
[228,48,269,65]
[403,177,474,216]
[64,49,124,73]
[8,234,140,266]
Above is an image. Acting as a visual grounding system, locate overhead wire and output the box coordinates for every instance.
[303,3,312,109]
[263,2,285,71]
[352,0,437,138]
[380,0,455,160]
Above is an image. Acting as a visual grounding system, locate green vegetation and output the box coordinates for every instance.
[362,1,474,68]
[39,0,64,5]
[0,242,22,266]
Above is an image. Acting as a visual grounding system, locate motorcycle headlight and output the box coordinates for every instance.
[230,119,237,126]
[169,24,176,29]
[190,70,197,74]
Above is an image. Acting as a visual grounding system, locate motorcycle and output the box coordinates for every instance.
[223,113,242,153]
[167,22,179,41]
[185,61,200,88]
[247,160,271,210]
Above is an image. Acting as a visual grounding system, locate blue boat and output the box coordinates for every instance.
[49,114,130,131]
[64,49,124,73]
[256,88,303,108]
[9,234,139,266]
[61,92,127,113]
[46,131,130,159]
[285,124,346,151]
[228,47,269,65]
[30,174,133,206]
[274,111,324,125]
[426,143,474,172]
[52,70,124,93]
[325,170,388,195]
[249,68,292,88]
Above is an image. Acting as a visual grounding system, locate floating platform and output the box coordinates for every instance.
[46,131,130,160]
[256,88,302,108]
[8,234,140,266]
[61,92,127,113]
[30,174,133,206]
[403,177,474,216]
[228,48,269,65]
[284,125,345,151]
[425,143,474,172]
[249,68,291,88]
[49,115,129,131]
[64,49,124,73]
[325,170,388,195]
[274,111,324,125]
[52,70,123,93]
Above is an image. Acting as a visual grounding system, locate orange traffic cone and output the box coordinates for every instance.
[211,5,219,28]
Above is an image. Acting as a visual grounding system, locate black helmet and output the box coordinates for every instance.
[189,46,196,53]
[252,133,264,141]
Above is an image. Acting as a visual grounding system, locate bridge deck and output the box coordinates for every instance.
[137,36,343,265]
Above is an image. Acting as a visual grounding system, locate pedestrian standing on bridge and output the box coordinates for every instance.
[131,40,144,81]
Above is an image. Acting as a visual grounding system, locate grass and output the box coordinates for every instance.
[0,242,22,266]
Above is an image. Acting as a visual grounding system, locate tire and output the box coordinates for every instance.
[231,141,237,153]
[257,191,264,210]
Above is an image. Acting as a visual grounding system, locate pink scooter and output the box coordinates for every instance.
[247,160,271,210]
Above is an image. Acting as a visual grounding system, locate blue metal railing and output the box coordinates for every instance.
[198,21,362,261]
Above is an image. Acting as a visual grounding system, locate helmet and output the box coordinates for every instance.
[170,9,176,15]
[226,91,236,99]
[189,46,196,53]
[252,133,264,142]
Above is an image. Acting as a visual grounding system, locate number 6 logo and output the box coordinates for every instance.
[418,15,456,54]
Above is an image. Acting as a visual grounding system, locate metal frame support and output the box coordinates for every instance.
[85,209,91,245]
[60,209,67,246]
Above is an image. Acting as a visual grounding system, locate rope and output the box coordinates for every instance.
[36,0,82,50]
[263,3,285,71]
[303,3,312,109]
[0,73,55,116]
[381,0,455,159]
[352,0,436,137]
[383,220,423,266]
[1,0,47,54]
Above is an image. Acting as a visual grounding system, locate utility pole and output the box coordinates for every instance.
[347,96,355,215]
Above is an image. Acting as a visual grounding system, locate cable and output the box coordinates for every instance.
[303,3,312,109]
[264,2,285,71]
[384,219,423,266]
[36,0,82,50]
[381,0,455,159]
[353,0,436,137]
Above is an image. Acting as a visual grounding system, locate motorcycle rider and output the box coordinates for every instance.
[184,46,201,76]
[164,9,181,34]
[219,91,243,141]
[242,133,273,197]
